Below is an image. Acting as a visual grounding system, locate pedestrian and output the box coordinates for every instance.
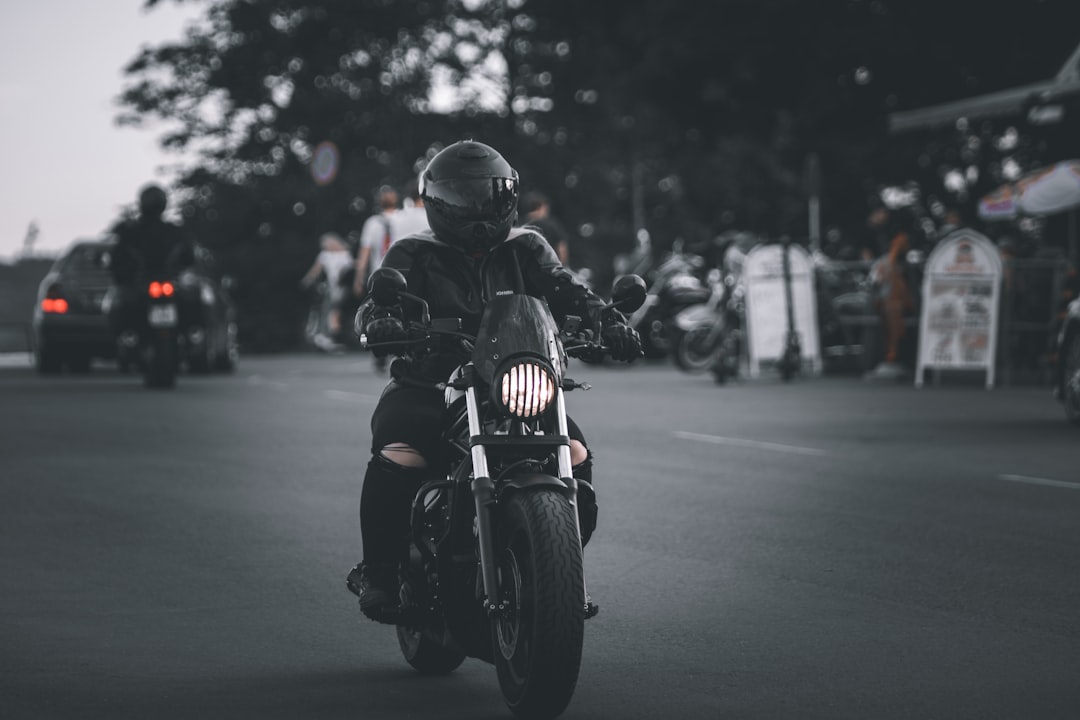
[866,213,916,380]
[300,232,352,349]
[390,181,429,240]
[518,190,571,267]
[352,187,400,299]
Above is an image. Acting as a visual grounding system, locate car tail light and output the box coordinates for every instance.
[41,298,69,314]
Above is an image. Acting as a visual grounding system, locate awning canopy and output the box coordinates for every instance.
[888,41,1080,134]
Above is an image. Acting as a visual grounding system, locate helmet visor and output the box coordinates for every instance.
[422,177,518,224]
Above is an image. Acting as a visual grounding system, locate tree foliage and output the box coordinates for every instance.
[119,0,1080,347]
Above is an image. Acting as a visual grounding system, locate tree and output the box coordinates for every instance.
[118,0,482,347]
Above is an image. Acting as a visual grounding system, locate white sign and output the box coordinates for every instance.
[743,244,821,377]
[915,229,1002,389]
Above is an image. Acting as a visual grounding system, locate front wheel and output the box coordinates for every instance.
[493,490,585,720]
[1063,334,1080,426]
[144,331,177,389]
[673,325,720,373]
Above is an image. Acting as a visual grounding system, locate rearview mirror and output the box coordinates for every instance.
[369,267,407,306]
[610,274,647,313]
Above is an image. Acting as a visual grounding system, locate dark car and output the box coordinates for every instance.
[32,239,116,373]
[1054,297,1080,424]
[33,239,238,375]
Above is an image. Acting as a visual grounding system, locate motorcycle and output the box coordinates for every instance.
[669,233,763,381]
[141,277,181,388]
[814,256,875,373]
[625,242,710,359]
[670,268,745,381]
[356,267,646,719]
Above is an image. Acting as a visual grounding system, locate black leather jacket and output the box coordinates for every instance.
[110,218,195,286]
[358,227,612,383]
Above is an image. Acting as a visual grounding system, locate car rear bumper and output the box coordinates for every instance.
[35,316,114,357]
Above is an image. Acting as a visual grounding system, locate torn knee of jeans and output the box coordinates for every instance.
[569,439,590,467]
[378,443,428,469]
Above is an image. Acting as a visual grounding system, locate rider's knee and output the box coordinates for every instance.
[379,443,428,469]
[569,439,588,467]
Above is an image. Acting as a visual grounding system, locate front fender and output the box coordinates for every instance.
[497,473,569,497]
[673,303,717,330]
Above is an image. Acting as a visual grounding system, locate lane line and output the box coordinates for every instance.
[324,389,380,403]
[673,430,829,457]
[0,353,31,368]
[999,474,1080,490]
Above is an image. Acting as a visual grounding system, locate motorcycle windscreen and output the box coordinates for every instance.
[472,294,563,383]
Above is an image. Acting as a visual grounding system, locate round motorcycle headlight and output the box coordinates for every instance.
[497,360,556,418]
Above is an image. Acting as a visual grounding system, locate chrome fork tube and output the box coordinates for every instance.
[466,386,500,612]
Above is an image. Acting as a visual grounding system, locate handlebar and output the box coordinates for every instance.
[362,319,620,360]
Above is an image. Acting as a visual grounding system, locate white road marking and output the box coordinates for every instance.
[324,389,379,403]
[673,430,829,457]
[999,474,1080,490]
[0,352,31,368]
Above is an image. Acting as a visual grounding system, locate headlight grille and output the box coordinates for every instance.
[500,361,555,418]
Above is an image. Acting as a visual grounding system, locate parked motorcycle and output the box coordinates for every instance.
[669,233,762,381]
[670,269,744,380]
[814,256,875,372]
[625,242,710,359]
[357,267,646,719]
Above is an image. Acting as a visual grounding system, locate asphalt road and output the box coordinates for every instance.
[2,354,1078,720]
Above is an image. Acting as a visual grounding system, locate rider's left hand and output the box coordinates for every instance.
[602,323,642,362]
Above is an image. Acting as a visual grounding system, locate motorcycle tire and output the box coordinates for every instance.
[1063,333,1080,426]
[144,331,177,389]
[673,326,719,374]
[493,489,585,720]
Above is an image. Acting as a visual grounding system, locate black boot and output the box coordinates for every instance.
[346,455,425,621]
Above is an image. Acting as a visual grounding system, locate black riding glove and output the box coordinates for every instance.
[365,316,407,357]
[602,323,642,362]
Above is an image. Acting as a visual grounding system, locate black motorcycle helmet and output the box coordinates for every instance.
[138,184,168,220]
[420,140,519,254]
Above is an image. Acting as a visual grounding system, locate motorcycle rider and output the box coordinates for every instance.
[108,184,196,345]
[346,140,642,621]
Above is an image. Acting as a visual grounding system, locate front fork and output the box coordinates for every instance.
[465,384,590,617]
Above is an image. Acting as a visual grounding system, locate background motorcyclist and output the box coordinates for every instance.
[107,184,196,345]
[346,140,641,621]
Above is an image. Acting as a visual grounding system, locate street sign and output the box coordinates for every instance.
[743,243,821,378]
[915,229,1003,389]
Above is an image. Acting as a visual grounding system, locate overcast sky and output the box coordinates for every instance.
[0,1,201,261]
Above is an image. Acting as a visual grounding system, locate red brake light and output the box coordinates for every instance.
[149,282,163,298]
[162,282,175,297]
[41,298,68,314]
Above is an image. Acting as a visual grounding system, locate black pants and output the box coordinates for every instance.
[360,382,597,568]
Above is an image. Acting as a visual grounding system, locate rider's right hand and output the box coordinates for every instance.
[365,316,407,355]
